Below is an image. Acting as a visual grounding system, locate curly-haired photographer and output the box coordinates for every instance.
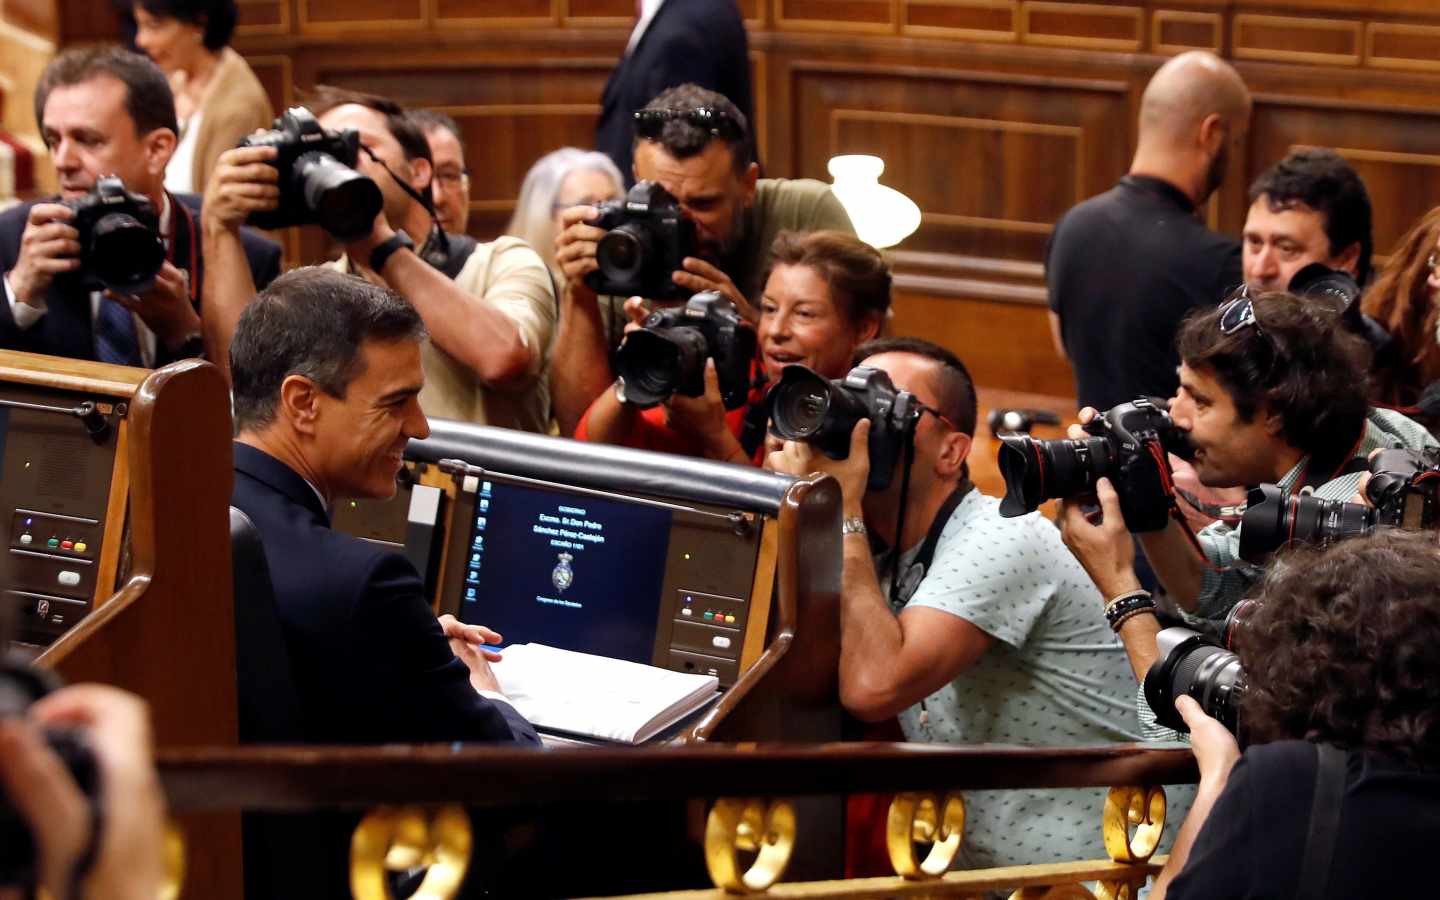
[1151,529,1440,899]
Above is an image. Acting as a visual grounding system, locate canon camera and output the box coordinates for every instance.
[614,291,755,411]
[768,364,923,492]
[584,181,697,300]
[59,176,165,294]
[997,397,1190,532]
[239,107,383,239]
[1143,626,1246,738]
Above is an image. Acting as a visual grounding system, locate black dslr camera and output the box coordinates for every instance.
[768,365,922,492]
[584,181,697,300]
[0,656,100,887]
[997,397,1191,532]
[1238,447,1440,563]
[614,291,756,410]
[1143,626,1246,738]
[59,176,164,294]
[239,107,384,240]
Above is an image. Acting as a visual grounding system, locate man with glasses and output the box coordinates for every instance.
[203,88,557,432]
[1058,291,1435,734]
[550,83,854,435]
[411,109,471,236]
[766,337,1143,870]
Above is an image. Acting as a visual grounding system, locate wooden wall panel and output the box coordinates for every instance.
[1152,10,1220,53]
[903,0,1016,41]
[236,0,290,35]
[298,0,424,30]
[1022,2,1142,51]
[776,0,896,32]
[1234,14,1361,66]
[438,0,553,25]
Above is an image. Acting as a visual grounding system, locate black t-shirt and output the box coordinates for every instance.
[1166,740,1440,899]
[1045,175,1242,411]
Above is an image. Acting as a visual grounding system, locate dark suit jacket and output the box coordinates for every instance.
[0,192,281,364]
[230,442,539,747]
[596,0,756,184]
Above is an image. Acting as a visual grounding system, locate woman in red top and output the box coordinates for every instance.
[576,230,892,464]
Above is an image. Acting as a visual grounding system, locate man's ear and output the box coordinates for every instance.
[740,160,759,206]
[278,374,324,436]
[143,128,177,181]
[935,430,973,479]
[1331,241,1362,278]
[408,155,433,196]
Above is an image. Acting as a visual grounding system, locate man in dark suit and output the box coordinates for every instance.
[595,0,755,186]
[0,45,279,367]
[229,266,538,747]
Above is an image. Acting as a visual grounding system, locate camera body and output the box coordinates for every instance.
[0,658,99,887]
[239,107,383,239]
[584,181,697,300]
[1238,447,1440,563]
[997,397,1189,532]
[767,364,922,492]
[614,291,755,410]
[1143,626,1246,738]
[59,176,164,294]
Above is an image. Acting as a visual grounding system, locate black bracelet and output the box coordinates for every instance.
[1104,590,1156,631]
[368,231,415,273]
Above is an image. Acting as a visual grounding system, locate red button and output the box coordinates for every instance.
[60,540,73,550]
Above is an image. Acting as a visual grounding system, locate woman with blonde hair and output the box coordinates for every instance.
[506,148,624,281]
[1362,206,1440,408]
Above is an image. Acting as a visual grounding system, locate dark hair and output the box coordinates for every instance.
[852,336,978,440]
[1360,206,1440,407]
[231,267,426,432]
[765,230,892,330]
[35,45,178,138]
[1176,290,1370,467]
[304,86,432,167]
[409,108,465,158]
[1249,148,1374,285]
[635,83,750,173]
[135,0,238,49]
[1236,529,1440,770]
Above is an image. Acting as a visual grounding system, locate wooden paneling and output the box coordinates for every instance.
[1367,23,1440,73]
[776,0,896,33]
[439,0,554,25]
[298,0,425,31]
[1153,10,1221,54]
[1022,2,1142,51]
[1234,14,1361,66]
[236,0,290,35]
[903,0,1016,41]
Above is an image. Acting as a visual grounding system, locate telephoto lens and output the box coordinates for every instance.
[615,326,710,408]
[996,433,1114,517]
[294,152,384,240]
[88,213,165,294]
[768,365,873,459]
[1237,483,1376,564]
[1143,627,1246,737]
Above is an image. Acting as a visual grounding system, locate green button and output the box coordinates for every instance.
[46,538,59,548]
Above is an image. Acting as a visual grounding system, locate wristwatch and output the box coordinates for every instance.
[369,231,415,273]
[842,516,867,536]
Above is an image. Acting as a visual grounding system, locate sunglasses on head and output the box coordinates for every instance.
[633,107,745,142]
[1218,291,1261,336]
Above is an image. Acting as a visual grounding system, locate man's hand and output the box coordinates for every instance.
[621,296,651,334]
[555,205,605,293]
[438,614,505,694]
[766,419,872,515]
[1175,695,1241,785]
[9,203,80,305]
[0,685,166,900]
[672,257,756,321]
[666,360,744,463]
[341,212,399,277]
[201,146,279,234]
[1059,477,1142,599]
[108,262,201,353]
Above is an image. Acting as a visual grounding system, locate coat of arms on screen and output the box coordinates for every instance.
[552,551,575,592]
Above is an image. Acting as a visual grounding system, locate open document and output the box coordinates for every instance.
[493,643,720,744]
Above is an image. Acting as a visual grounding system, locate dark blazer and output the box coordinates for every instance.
[595,0,756,184]
[230,442,539,747]
[0,192,281,364]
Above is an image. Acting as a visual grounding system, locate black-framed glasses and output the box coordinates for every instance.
[633,107,745,142]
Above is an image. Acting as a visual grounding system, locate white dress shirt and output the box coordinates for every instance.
[626,0,666,54]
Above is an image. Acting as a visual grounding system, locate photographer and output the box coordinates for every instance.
[203,88,556,432]
[550,83,854,435]
[0,45,279,367]
[0,684,166,900]
[1242,148,1371,293]
[576,230,885,464]
[1147,530,1440,899]
[766,337,1143,869]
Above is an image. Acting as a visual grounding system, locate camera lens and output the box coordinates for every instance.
[88,213,165,293]
[1144,627,1246,736]
[1237,484,1376,564]
[996,435,1111,517]
[294,152,383,240]
[597,223,656,284]
[769,367,872,459]
[616,326,708,407]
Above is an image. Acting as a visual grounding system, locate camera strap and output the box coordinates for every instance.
[1296,743,1347,900]
[889,475,973,609]
[360,146,457,273]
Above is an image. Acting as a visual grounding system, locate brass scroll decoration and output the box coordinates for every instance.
[350,804,472,900]
[886,791,965,880]
[705,797,797,893]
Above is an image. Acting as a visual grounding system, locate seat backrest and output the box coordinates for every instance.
[230,506,304,744]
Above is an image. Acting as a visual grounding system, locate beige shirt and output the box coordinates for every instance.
[332,235,557,432]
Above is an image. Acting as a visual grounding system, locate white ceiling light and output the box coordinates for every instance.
[827,154,921,250]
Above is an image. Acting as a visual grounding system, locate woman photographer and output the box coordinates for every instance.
[1153,528,1440,899]
[1362,206,1440,416]
[576,229,889,464]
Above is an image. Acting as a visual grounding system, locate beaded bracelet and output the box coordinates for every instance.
[1108,605,1157,632]
[1104,590,1156,631]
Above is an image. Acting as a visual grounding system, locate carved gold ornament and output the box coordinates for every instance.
[1102,785,1166,863]
[705,797,796,893]
[886,791,965,879]
[350,804,472,900]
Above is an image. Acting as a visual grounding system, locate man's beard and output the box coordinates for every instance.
[1200,141,1228,204]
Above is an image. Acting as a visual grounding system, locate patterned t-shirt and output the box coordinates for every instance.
[880,490,1145,870]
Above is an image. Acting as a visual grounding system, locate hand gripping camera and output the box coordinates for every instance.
[1238,447,1440,564]
[59,176,165,294]
[614,291,756,410]
[239,107,384,240]
[767,365,923,492]
[997,397,1191,532]
[584,181,697,300]
[1143,626,1246,738]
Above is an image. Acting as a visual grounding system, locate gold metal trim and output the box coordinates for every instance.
[160,818,186,900]
[1010,886,1099,899]
[350,805,472,900]
[1102,786,1166,863]
[704,797,796,893]
[886,791,965,879]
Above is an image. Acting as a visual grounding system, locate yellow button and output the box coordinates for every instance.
[725,614,736,624]
[74,542,87,553]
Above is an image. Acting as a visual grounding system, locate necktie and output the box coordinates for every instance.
[94,296,143,366]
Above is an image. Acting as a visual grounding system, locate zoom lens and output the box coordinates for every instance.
[1143,627,1246,737]
[996,435,1112,517]
[769,366,872,459]
[1237,484,1377,564]
[597,223,656,284]
[87,213,165,294]
[294,152,383,240]
[615,326,708,407]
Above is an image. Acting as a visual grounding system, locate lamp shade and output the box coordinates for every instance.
[826,155,921,249]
